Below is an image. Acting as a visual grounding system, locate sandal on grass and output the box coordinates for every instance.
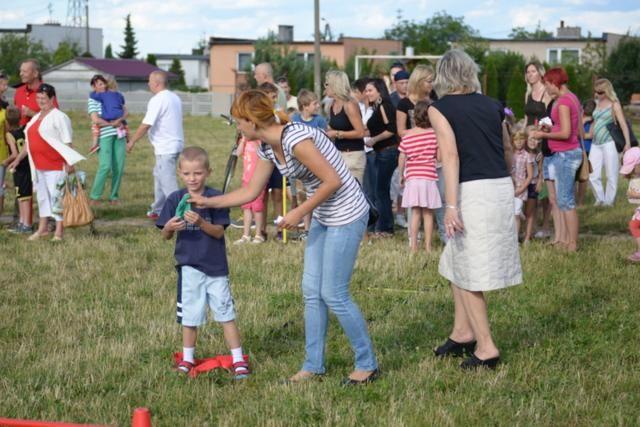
[177,360,195,374]
[232,360,250,380]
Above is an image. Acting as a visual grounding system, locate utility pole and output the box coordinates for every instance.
[85,0,90,55]
[313,0,321,97]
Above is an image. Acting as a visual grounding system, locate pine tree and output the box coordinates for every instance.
[118,14,139,59]
[505,65,526,119]
[146,54,157,66]
[485,60,499,100]
[105,43,114,58]
[169,58,186,88]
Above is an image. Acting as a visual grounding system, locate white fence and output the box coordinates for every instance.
[4,88,234,117]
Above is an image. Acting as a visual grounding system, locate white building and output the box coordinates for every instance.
[153,53,209,89]
[0,23,103,58]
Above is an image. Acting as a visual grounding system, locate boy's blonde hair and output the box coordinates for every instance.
[297,89,318,111]
[179,146,210,169]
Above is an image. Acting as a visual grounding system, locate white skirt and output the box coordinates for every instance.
[439,177,523,292]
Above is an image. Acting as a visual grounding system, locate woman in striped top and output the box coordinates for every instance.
[397,100,441,252]
[189,90,378,385]
[589,78,631,206]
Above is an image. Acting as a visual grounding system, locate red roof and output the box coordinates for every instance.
[76,58,177,80]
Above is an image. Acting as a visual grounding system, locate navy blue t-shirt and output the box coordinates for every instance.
[156,187,230,277]
[89,90,125,121]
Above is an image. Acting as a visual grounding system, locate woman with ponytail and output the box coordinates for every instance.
[189,90,379,385]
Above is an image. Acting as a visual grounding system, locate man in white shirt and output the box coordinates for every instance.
[128,71,184,219]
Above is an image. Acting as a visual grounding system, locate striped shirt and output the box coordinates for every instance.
[398,129,438,181]
[258,122,368,226]
[87,98,117,139]
[592,106,613,146]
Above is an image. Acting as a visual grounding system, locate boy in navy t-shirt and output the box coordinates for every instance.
[157,146,249,379]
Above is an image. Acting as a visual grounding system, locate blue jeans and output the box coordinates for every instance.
[551,148,582,211]
[301,213,377,373]
[374,147,398,233]
[363,151,377,232]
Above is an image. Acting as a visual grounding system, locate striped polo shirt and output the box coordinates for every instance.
[87,98,118,139]
[258,122,369,226]
[398,129,438,181]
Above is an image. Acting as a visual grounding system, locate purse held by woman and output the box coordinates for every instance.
[63,178,94,227]
[607,115,638,153]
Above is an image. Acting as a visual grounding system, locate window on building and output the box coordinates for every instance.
[237,53,253,72]
[547,48,580,65]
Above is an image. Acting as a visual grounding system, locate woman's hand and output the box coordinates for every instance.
[277,208,304,231]
[444,206,464,238]
[364,136,375,147]
[530,130,546,140]
[65,164,75,174]
[326,129,337,140]
[187,193,216,209]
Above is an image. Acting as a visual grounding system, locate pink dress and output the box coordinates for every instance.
[399,129,442,209]
[512,149,532,201]
[240,139,266,212]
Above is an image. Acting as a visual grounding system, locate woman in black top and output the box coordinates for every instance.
[524,61,551,126]
[396,64,435,137]
[364,78,398,235]
[325,70,366,183]
[428,50,522,370]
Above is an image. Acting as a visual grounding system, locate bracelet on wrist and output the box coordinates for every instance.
[445,205,458,210]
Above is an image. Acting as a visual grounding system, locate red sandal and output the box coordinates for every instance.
[177,360,195,373]
[232,360,250,380]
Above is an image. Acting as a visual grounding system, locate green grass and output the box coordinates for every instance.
[0,114,639,426]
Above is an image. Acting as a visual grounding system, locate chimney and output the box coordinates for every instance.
[278,25,293,43]
[556,21,581,39]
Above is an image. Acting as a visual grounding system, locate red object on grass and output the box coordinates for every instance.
[173,352,249,378]
[0,419,103,427]
[130,408,151,427]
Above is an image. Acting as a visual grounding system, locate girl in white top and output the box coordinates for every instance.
[189,90,378,385]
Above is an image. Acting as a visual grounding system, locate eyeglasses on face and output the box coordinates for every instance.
[594,90,605,95]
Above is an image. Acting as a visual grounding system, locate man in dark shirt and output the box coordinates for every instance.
[390,70,409,108]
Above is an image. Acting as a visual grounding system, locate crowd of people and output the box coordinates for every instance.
[1,50,638,383]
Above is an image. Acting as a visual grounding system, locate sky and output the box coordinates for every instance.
[1,0,639,56]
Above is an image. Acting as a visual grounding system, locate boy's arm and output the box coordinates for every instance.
[183,210,225,239]
[3,133,18,166]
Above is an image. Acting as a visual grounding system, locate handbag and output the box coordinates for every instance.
[606,113,639,153]
[63,176,94,227]
[576,139,592,183]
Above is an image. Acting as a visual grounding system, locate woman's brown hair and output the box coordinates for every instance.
[231,90,289,128]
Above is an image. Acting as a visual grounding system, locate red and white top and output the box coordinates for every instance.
[398,129,438,181]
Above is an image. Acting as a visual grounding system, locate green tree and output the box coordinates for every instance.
[509,22,553,40]
[484,59,499,100]
[146,54,157,66]
[169,58,186,88]
[607,36,640,103]
[481,51,526,103]
[506,65,526,118]
[0,34,51,84]
[384,11,479,54]
[105,43,114,58]
[52,41,80,65]
[118,14,139,59]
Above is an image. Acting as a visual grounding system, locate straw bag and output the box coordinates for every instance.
[63,178,94,227]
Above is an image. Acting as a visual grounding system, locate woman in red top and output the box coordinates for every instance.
[10,84,83,241]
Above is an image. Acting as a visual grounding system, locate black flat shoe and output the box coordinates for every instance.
[342,369,380,386]
[460,354,500,370]
[433,338,477,358]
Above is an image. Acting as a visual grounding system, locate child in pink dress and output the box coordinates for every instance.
[234,137,267,244]
[511,128,534,238]
[397,101,441,253]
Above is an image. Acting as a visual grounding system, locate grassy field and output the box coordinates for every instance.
[0,113,639,426]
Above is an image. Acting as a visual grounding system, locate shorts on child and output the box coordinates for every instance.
[401,179,442,209]
[267,168,284,190]
[13,159,33,200]
[514,197,524,216]
[630,219,640,238]
[241,183,266,212]
[177,266,235,327]
[527,183,539,200]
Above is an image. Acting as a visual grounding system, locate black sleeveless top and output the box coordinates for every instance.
[524,93,547,126]
[329,104,364,152]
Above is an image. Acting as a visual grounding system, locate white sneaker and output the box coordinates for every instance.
[395,214,408,228]
[234,235,251,245]
[534,230,550,238]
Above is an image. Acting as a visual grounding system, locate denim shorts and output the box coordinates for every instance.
[177,266,235,326]
[551,148,583,211]
[543,156,556,181]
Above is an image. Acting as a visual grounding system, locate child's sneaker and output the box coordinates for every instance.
[628,252,640,263]
[232,360,250,380]
[177,360,194,374]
